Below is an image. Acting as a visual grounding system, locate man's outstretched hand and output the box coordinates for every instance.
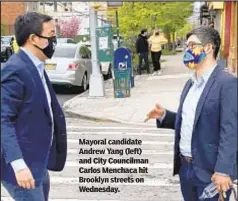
[145,103,165,122]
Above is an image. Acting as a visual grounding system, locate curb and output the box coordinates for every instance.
[65,110,156,127]
[65,110,120,123]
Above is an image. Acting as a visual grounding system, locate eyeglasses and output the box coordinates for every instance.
[186,42,203,49]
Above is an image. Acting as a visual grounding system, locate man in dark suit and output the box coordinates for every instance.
[1,12,67,201]
[146,27,237,201]
[136,28,150,75]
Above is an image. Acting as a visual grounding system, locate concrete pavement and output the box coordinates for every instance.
[63,53,192,126]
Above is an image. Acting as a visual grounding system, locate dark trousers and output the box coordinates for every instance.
[179,156,232,201]
[2,171,50,201]
[138,52,150,75]
[151,51,162,71]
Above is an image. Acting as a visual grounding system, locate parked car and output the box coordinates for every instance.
[1,36,14,62]
[45,43,92,92]
[80,42,112,79]
[57,37,76,44]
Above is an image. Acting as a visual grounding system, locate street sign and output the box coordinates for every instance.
[113,47,132,98]
[107,2,123,8]
[107,2,123,10]
[96,26,114,63]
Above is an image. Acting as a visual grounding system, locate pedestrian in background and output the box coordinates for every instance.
[10,36,20,53]
[146,26,237,201]
[1,12,67,201]
[136,28,150,75]
[148,29,168,75]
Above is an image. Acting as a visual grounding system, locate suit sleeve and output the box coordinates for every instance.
[215,78,237,175]
[1,69,25,164]
[156,110,177,130]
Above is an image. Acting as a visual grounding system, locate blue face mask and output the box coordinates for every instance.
[183,47,207,69]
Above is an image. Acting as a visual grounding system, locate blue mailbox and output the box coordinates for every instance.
[113,47,133,98]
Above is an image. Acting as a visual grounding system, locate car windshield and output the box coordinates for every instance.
[57,38,76,44]
[53,46,76,58]
[1,37,11,44]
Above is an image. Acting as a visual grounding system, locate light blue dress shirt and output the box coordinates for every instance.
[10,48,54,173]
[159,64,217,157]
[180,65,216,157]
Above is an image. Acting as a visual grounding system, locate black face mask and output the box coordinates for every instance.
[33,34,57,59]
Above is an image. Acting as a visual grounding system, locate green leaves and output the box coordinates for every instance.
[107,2,193,39]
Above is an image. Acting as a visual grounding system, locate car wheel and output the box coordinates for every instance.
[80,73,88,92]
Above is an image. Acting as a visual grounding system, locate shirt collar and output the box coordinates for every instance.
[191,63,217,87]
[20,47,44,76]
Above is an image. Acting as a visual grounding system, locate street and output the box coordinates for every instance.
[1,62,80,106]
[1,117,237,201]
[52,85,80,106]
[1,118,182,201]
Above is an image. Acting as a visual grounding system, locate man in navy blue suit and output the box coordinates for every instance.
[1,12,67,201]
[146,27,237,201]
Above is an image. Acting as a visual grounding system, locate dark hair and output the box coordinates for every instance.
[186,26,221,58]
[14,12,53,46]
[141,28,147,35]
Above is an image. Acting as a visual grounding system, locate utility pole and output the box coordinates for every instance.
[115,10,120,48]
[107,2,123,48]
[54,1,57,12]
[43,2,46,14]
[89,6,105,97]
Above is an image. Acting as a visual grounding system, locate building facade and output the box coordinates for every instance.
[208,2,237,75]
[1,2,26,35]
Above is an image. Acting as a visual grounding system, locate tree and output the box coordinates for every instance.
[58,16,81,38]
[106,2,193,50]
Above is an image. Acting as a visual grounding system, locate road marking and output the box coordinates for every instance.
[0,178,179,186]
[68,139,173,145]
[1,198,121,201]
[65,161,173,169]
[67,126,173,132]
[68,131,174,137]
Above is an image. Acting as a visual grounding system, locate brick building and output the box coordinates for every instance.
[1,2,26,35]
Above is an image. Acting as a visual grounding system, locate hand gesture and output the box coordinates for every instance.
[145,103,165,122]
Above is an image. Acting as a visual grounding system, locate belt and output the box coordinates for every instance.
[180,154,192,163]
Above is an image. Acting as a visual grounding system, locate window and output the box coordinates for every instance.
[79,46,91,59]
[53,46,76,58]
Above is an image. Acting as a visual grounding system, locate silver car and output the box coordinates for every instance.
[45,43,92,92]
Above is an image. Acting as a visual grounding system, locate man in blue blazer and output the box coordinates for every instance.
[1,12,67,200]
[146,27,237,201]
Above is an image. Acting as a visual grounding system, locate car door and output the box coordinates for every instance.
[78,46,92,83]
[84,47,92,77]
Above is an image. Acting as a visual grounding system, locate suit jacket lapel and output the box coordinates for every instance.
[44,70,63,114]
[17,50,51,119]
[193,65,222,128]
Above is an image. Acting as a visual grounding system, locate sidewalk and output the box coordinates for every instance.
[63,53,191,126]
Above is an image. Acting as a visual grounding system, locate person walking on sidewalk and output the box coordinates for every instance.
[148,29,168,76]
[146,27,237,201]
[136,28,150,75]
[1,12,67,201]
[10,36,20,53]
